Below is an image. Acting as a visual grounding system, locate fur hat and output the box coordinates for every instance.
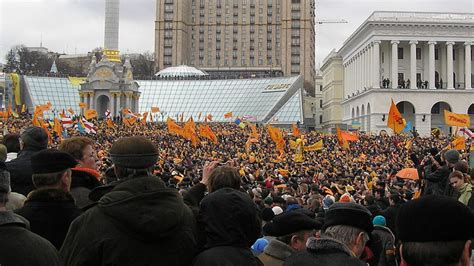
[397,195,474,242]
[31,149,77,174]
[269,211,321,237]
[323,202,373,233]
[21,126,48,149]
[109,136,158,169]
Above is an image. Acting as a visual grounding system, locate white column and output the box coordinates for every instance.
[373,41,381,88]
[86,93,91,109]
[355,55,359,92]
[428,41,437,89]
[410,40,418,89]
[116,93,121,115]
[90,93,95,109]
[369,44,373,88]
[364,48,369,88]
[446,41,454,89]
[457,46,464,89]
[391,41,399,88]
[465,42,472,90]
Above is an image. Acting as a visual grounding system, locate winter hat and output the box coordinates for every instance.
[323,202,373,233]
[322,195,335,210]
[373,215,386,226]
[0,170,10,193]
[444,149,460,164]
[31,149,77,174]
[397,195,474,242]
[262,208,275,222]
[21,126,48,149]
[109,136,158,169]
[272,206,284,216]
[270,211,321,237]
[263,196,273,205]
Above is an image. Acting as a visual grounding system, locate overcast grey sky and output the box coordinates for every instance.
[0,0,473,66]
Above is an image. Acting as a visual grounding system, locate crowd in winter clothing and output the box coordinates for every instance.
[0,116,473,266]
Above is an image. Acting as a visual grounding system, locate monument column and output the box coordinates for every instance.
[465,42,472,90]
[409,40,418,89]
[391,40,399,88]
[446,41,455,89]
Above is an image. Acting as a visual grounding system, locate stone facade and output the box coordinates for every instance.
[324,11,474,136]
[321,50,344,133]
[154,0,316,91]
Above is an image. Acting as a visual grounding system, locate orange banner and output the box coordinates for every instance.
[387,99,406,134]
[84,109,98,120]
[444,110,471,127]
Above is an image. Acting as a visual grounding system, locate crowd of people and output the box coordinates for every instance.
[0,115,473,266]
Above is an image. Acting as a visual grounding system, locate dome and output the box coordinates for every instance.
[155,65,209,77]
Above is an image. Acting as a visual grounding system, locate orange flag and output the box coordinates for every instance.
[292,123,301,137]
[84,109,98,120]
[224,112,233,119]
[167,117,183,135]
[53,118,62,137]
[249,123,259,139]
[199,124,218,144]
[106,118,115,128]
[340,130,359,142]
[151,107,160,113]
[387,99,406,134]
[267,125,285,153]
[336,127,350,150]
[67,108,75,115]
[444,110,471,127]
[79,102,86,109]
[141,112,149,125]
[451,137,466,150]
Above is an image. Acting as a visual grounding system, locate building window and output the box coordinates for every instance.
[319,115,323,124]
[416,48,421,60]
[435,49,439,60]
[320,100,322,108]
[319,85,322,91]
[398,48,403,59]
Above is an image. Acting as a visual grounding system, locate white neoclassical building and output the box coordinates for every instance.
[324,11,474,136]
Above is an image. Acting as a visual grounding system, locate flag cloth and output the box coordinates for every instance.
[21,104,26,113]
[10,73,21,106]
[249,123,259,139]
[53,118,62,137]
[336,127,350,150]
[199,124,218,144]
[451,137,466,150]
[402,121,412,133]
[207,114,213,121]
[224,112,233,118]
[106,118,115,128]
[41,122,53,145]
[387,99,406,134]
[61,116,74,129]
[141,112,149,125]
[267,125,285,153]
[167,117,183,136]
[292,123,301,137]
[67,108,75,115]
[79,102,86,109]
[183,117,199,146]
[105,109,111,118]
[459,128,474,138]
[304,140,323,151]
[470,144,474,167]
[444,110,471,127]
[82,117,96,134]
[84,109,98,120]
[292,138,304,163]
[123,117,136,127]
[151,107,160,113]
[76,119,86,134]
[405,140,413,150]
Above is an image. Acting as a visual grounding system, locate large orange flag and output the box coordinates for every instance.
[106,118,115,128]
[141,112,149,125]
[444,110,470,127]
[224,112,233,119]
[167,117,183,135]
[387,99,406,134]
[336,127,350,150]
[53,118,62,137]
[199,124,218,144]
[84,109,98,120]
[267,125,285,153]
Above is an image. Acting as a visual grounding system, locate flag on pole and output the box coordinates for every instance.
[444,110,471,127]
[141,112,149,125]
[151,107,160,113]
[84,109,98,120]
[224,112,233,119]
[105,109,111,119]
[199,124,218,144]
[79,102,86,109]
[106,118,115,128]
[387,99,406,134]
[67,108,75,115]
[292,123,301,137]
[61,116,74,129]
[81,117,96,134]
[304,140,323,151]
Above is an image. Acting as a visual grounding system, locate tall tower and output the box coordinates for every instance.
[104,0,121,62]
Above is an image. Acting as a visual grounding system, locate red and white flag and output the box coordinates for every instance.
[61,117,74,129]
[460,128,473,138]
[105,109,111,118]
[81,117,96,134]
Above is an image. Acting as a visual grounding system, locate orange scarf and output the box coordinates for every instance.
[72,167,101,181]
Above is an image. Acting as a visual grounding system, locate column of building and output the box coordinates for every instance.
[457,45,464,89]
[79,92,85,114]
[89,92,95,109]
[373,41,381,88]
[446,41,454,89]
[116,92,121,116]
[465,42,472,90]
[409,40,418,89]
[428,41,436,89]
[391,40,399,88]
[368,43,373,89]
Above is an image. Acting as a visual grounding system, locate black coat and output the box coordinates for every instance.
[423,164,452,196]
[193,188,262,266]
[60,175,197,266]
[15,188,82,250]
[369,225,397,266]
[284,238,366,266]
[379,205,400,240]
[70,168,102,209]
[0,211,60,266]
[6,147,44,196]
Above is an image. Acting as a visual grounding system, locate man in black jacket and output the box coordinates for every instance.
[60,136,197,266]
[16,149,81,250]
[423,149,459,197]
[0,168,60,266]
[6,126,48,196]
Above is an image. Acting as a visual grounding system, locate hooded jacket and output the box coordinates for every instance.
[0,211,60,266]
[193,188,263,266]
[60,175,197,266]
[284,238,366,266]
[69,167,102,209]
